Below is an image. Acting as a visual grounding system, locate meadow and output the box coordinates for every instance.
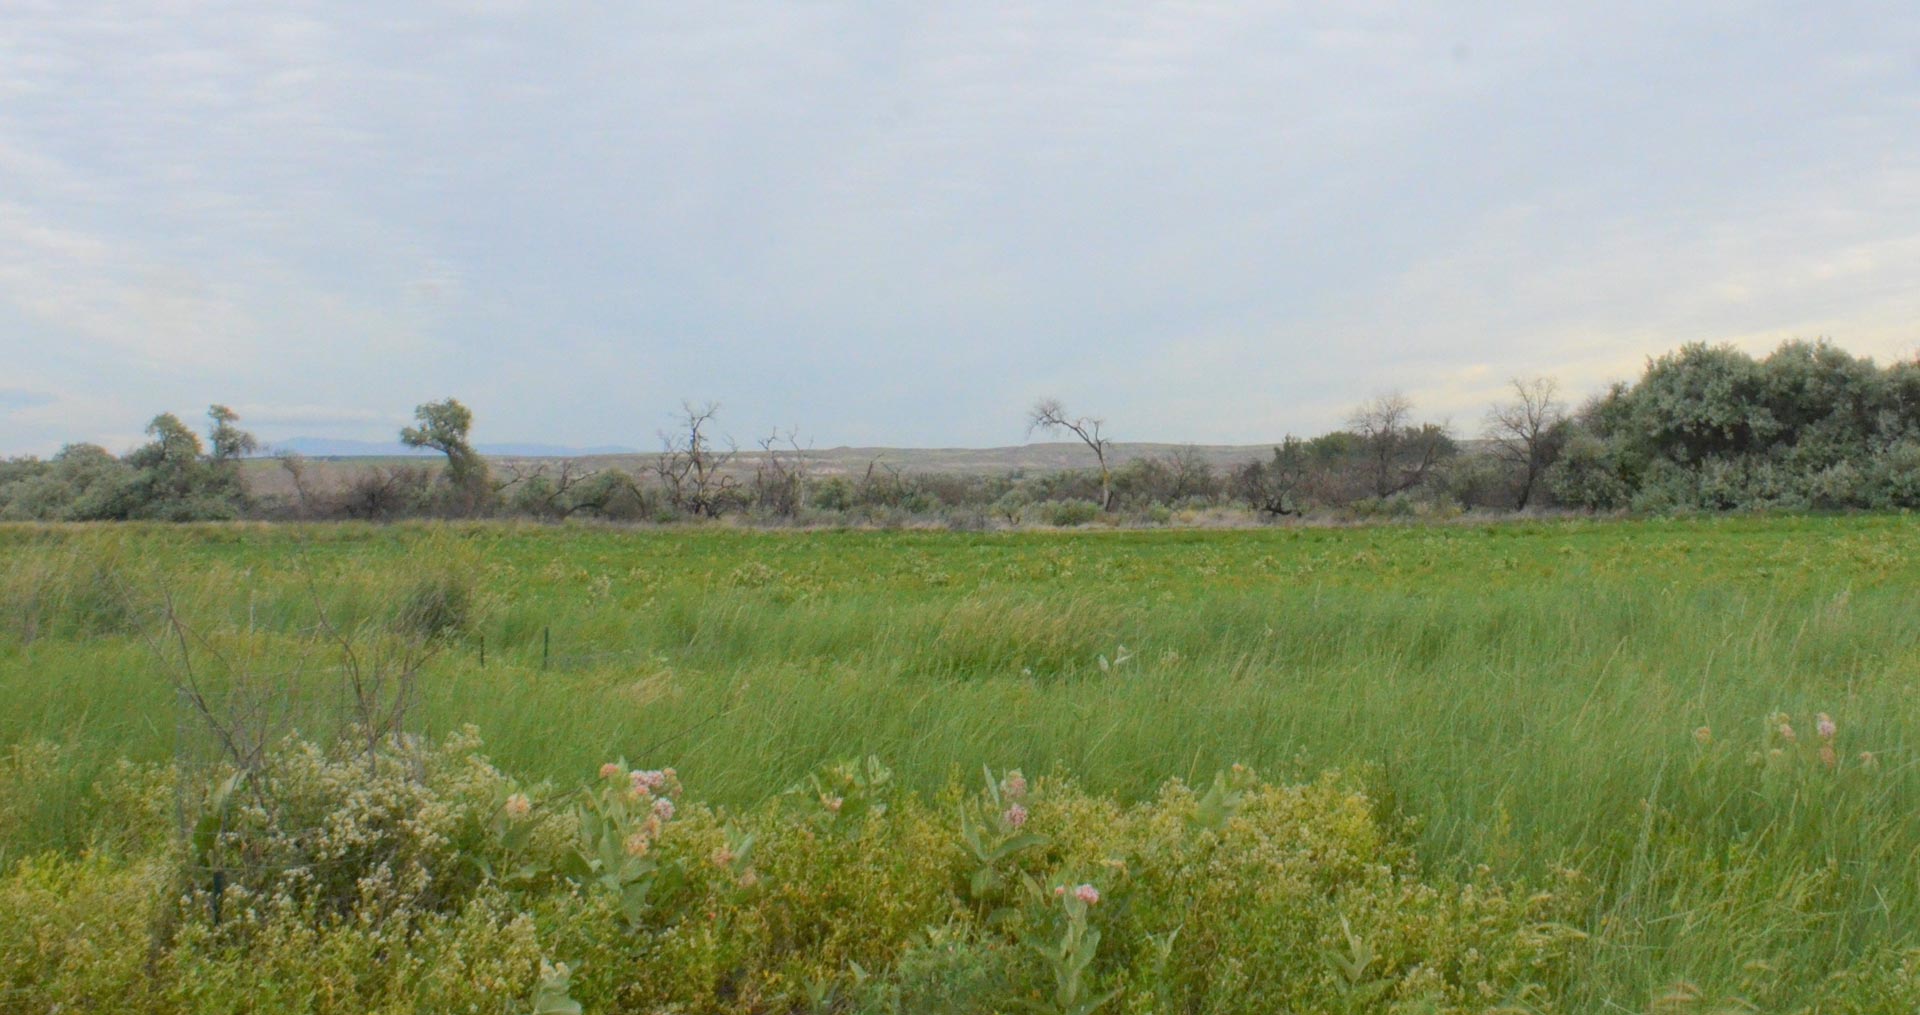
[1,516,1917,1012]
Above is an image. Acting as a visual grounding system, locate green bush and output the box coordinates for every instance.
[1041,500,1101,527]
[0,731,1604,1014]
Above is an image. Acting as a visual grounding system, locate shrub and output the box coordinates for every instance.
[0,732,1596,1014]
[1041,500,1101,527]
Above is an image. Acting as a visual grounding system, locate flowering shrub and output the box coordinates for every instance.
[14,729,1847,1014]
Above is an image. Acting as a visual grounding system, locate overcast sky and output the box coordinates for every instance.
[3,2,1917,455]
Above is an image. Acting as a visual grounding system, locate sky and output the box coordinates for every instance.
[2,1,1918,456]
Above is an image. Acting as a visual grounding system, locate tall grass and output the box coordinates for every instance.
[1,517,1916,1008]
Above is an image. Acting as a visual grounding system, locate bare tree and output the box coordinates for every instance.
[657,402,738,517]
[344,465,429,520]
[498,459,610,519]
[752,427,809,518]
[1027,398,1114,512]
[1348,392,1451,497]
[1484,376,1569,510]
[277,451,315,518]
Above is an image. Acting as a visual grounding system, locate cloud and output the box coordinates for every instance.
[1,2,1917,453]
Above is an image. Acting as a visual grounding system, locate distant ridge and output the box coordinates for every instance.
[268,437,642,458]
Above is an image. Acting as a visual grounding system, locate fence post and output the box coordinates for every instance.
[542,627,550,671]
[478,633,486,668]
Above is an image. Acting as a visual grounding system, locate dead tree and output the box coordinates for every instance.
[752,427,809,518]
[1348,392,1451,497]
[657,402,738,517]
[498,459,607,519]
[1484,376,1568,510]
[1027,398,1114,512]
[277,452,314,518]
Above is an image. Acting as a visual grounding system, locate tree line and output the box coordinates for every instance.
[5,339,1920,524]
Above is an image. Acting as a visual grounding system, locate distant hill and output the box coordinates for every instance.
[268,438,642,459]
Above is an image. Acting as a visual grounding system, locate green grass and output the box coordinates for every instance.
[4,515,1919,1010]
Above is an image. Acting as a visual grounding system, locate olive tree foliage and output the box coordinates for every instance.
[400,398,490,513]
[1027,398,1114,511]
[0,405,257,520]
[0,444,135,520]
[207,404,259,462]
[1347,392,1454,498]
[1547,340,1920,511]
[657,402,739,518]
[123,408,256,519]
[1483,377,1570,510]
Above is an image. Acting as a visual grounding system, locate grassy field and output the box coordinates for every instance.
[3,516,1918,1011]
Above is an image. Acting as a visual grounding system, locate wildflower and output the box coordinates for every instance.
[1819,744,1837,769]
[599,762,622,780]
[624,831,651,857]
[1859,751,1878,769]
[1053,885,1066,898]
[710,847,735,867]
[1001,770,1028,801]
[1693,726,1712,746]
[653,797,675,821]
[1777,721,1796,743]
[1074,884,1100,905]
[738,869,760,888]
[1816,713,1837,741]
[1003,803,1028,829]
[503,792,531,819]
[631,769,667,795]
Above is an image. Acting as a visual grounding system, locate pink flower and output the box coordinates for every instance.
[1816,713,1837,741]
[1053,885,1066,898]
[822,795,844,813]
[1003,803,1028,829]
[710,847,735,867]
[1777,722,1796,743]
[1001,771,1028,801]
[1074,884,1100,906]
[624,831,651,857]
[653,797,675,821]
[600,762,623,780]
[504,793,531,819]
[1819,744,1837,769]
[631,769,667,794]
[1692,726,1712,746]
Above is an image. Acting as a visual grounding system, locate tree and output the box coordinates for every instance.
[751,427,809,518]
[206,404,259,463]
[1348,393,1451,498]
[1027,398,1114,512]
[1232,437,1309,516]
[1484,377,1569,510]
[400,398,489,509]
[127,413,210,512]
[656,402,738,517]
[277,452,315,518]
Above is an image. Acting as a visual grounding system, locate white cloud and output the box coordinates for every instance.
[1,2,1917,452]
